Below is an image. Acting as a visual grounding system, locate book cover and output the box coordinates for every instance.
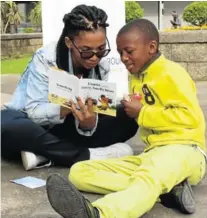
[48,67,117,116]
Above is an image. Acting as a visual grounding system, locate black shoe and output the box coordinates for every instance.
[160,180,195,214]
[46,173,100,218]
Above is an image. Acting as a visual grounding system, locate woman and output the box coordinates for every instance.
[1,5,138,170]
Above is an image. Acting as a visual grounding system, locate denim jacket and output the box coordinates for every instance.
[6,42,110,136]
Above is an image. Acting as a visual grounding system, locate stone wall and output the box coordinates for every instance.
[1,33,43,59]
[159,31,207,81]
[1,31,207,80]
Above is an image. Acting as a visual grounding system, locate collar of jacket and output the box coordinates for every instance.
[136,51,162,78]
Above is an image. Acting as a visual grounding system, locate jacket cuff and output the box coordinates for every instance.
[75,114,98,136]
[137,105,148,126]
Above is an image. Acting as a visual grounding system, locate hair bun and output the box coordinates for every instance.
[63,14,70,24]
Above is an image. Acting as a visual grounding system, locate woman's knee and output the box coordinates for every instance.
[1,109,26,123]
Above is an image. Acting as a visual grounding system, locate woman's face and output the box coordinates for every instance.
[65,29,107,69]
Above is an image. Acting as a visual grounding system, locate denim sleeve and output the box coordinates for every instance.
[24,52,64,125]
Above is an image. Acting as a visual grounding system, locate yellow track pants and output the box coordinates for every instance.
[69,144,206,218]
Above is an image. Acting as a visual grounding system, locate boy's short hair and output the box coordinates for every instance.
[117,19,159,46]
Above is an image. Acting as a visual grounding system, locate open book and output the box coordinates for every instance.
[48,67,117,116]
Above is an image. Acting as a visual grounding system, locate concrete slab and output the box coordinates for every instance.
[1,74,21,95]
[1,93,12,107]
[1,75,207,218]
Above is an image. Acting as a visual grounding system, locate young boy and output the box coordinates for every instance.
[46,19,206,218]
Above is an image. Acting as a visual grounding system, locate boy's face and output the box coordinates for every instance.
[116,30,157,74]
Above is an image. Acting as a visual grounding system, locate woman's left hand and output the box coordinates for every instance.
[71,97,97,130]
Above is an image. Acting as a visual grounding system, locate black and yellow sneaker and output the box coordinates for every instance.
[46,174,100,218]
[160,180,195,214]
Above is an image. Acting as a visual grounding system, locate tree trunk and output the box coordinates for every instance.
[1,21,5,33]
[3,20,9,34]
[10,24,15,34]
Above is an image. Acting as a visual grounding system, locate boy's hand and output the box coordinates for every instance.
[71,97,97,130]
[121,94,143,119]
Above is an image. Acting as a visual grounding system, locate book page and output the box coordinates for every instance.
[79,79,117,116]
[48,67,79,108]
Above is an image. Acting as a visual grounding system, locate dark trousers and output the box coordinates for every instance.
[1,106,138,167]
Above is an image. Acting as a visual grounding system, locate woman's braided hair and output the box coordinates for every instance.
[56,4,109,71]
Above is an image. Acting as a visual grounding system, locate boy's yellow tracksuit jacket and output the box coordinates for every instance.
[130,54,206,152]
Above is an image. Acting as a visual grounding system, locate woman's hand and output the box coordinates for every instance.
[71,97,97,130]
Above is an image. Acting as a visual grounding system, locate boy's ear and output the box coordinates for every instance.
[149,40,158,54]
[65,37,72,49]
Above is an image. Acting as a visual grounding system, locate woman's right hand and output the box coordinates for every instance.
[71,97,97,130]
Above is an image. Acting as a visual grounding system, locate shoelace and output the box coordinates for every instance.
[35,161,53,169]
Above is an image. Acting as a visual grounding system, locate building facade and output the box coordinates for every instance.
[137,1,193,30]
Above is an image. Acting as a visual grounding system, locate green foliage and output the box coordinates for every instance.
[125,1,144,23]
[23,27,34,33]
[183,1,207,26]
[1,1,22,33]
[1,1,8,31]
[29,2,42,30]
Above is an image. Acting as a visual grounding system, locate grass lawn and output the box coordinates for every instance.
[1,55,32,74]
